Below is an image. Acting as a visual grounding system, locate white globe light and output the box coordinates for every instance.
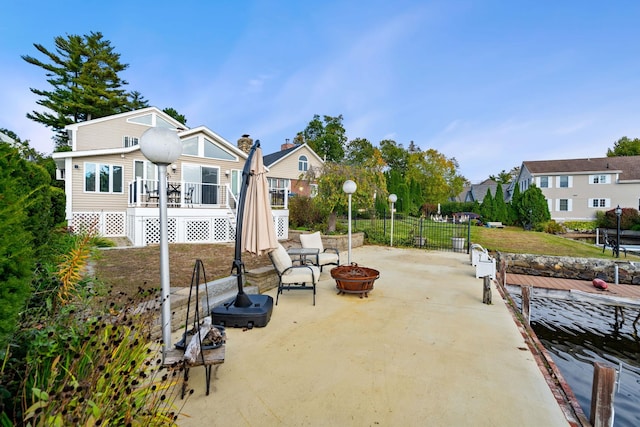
[388,194,397,203]
[140,127,182,165]
[342,180,357,194]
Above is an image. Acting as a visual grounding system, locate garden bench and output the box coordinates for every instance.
[486,222,505,228]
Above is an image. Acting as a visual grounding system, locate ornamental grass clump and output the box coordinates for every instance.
[0,230,193,426]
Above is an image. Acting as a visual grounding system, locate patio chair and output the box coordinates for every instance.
[184,185,195,207]
[299,231,339,272]
[144,183,160,206]
[268,243,320,305]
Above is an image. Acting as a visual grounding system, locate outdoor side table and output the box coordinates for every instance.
[163,344,225,397]
[287,247,319,266]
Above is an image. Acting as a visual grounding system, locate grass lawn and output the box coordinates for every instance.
[470,225,635,259]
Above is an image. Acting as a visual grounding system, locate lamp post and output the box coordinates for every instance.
[343,180,357,264]
[615,205,622,258]
[388,194,397,247]
[140,127,182,354]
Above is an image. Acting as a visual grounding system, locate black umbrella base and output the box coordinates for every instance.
[211,294,273,328]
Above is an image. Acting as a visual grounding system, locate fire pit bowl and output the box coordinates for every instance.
[330,263,380,298]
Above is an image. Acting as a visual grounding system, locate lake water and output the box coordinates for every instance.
[510,293,640,427]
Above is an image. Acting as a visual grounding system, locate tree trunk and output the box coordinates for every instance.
[327,212,337,232]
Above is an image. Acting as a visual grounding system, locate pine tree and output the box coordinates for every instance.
[509,183,522,225]
[493,183,508,223]
[480,188,495,221]
[23,32,138,150]
[519,185,550,229]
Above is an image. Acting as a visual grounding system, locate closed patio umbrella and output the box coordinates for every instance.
[212,140,275,327]
[241,145,278,256]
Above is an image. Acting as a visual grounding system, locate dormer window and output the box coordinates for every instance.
[298,155,308,172]
[123,136,139,147]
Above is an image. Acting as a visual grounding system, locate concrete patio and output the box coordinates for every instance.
[174,245,573,426]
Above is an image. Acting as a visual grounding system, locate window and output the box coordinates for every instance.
[123,136,139,147]
[298,155,308,172]
[559,199,569,211]
[310,184,318,197]
[589,198,609,208]
[559,176,569,188]
[268,178,289,190]
[539,176,549,188]
[84,162,123,193]
[590,174,608,184]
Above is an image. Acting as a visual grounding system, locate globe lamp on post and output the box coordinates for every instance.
[615,205,622,258]
[343,180,357,264]
[388,194,397,247]
[140,127,182,354]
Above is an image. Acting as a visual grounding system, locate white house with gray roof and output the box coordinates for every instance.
[515,156,640,222]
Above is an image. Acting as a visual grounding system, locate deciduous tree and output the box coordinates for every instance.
[606,136,640,157]
[299,114,347,162]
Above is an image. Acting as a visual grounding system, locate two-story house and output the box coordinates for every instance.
[263,141,324,207]
[515,156,640,222]
[52,107,289,246]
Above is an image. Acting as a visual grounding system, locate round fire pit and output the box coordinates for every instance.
[331,264,380,298]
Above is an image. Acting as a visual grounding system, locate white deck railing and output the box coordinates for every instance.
[128,179,238,209]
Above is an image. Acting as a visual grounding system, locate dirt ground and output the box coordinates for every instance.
[93,242,275,299]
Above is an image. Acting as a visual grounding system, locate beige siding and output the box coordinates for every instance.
[267,146,322,181]
[535,172,640,221]
[71,151,245,211]
[75,116,150,151]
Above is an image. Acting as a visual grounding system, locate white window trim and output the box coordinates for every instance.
[556,198,572,212]
[557,175,572,188]
[589,174,610,184]
[588,198,610,208]
[537,176,551,188]
[84,162,124,194]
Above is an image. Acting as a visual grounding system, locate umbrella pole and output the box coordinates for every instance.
[231,140,260,308]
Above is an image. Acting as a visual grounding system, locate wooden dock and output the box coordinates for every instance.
[506,274,640,308]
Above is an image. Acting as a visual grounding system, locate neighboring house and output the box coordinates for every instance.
[52,107,288,246]
[515,156,640,222]
[263,141,324,207]
[454,179,499,203]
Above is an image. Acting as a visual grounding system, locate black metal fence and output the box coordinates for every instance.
[342,212,471,253]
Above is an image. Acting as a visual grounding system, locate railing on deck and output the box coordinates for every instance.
[269,187,289,209]
[129,179,286,211]
[129,179,235,208]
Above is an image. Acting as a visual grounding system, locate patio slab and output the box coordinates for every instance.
[174,246,570,426]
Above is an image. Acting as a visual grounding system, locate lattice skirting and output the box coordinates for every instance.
[72,212,126,236]
[74,210,288,246]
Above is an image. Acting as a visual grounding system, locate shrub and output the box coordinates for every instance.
[288,196,324,229]
[563,221,597,233]
[544,220,566,234]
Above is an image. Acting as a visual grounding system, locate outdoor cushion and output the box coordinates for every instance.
[271,243,293,273]
[317,252,339,265]
[281,265,321,284]
[299,232,325,252]
[300,231,339,271]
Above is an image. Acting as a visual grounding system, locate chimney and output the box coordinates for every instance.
[281,138,296,151]
[237,134,252,153]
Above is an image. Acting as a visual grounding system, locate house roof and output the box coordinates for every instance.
[522,156,640,181]
[455,178,498,203]
[263,143,324,168]
[64,106,186,131]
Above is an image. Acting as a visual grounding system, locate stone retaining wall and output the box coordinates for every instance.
[495,252,640,285]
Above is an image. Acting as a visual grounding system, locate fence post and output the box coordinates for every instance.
[482,276,492,304]
[590,362,616,427]
[467,218,471,254]
[521,285,531,325]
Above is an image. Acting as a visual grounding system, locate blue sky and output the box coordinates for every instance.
[3,1,640,182]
